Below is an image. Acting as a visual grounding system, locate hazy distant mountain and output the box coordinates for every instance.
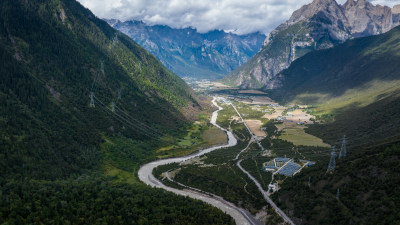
[223,0,400,89]
[106,19,266,80]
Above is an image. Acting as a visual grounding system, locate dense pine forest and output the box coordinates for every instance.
[0,0,234,224]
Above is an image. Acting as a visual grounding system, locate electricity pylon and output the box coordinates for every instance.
[117,89,121,100]
[111,101,115,113]
[339,135,346,159]
[336,188,340,200]
[326,146,336,173]
[90,92,95,107]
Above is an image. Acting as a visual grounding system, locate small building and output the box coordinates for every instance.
[276,116,286,121]
[300,160,315,167]
[263,161,276,171]
[268,183,278,192]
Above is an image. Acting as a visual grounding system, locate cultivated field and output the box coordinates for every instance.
[250,96,275,105]
[262,107,285,120]
[244,120,267,137]
[285,109,313,124]
[276,122,330,147]
[238,90,267,94]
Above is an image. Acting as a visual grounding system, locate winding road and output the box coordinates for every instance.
[138,97,262,225]
[231,102,295,225]
[138,97,294,225]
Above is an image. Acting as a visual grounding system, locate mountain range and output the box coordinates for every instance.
[106,19,266,80]
[223,0,400,89]
[2,0,400,224]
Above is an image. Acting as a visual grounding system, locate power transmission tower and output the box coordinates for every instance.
[339,135,346,159]
[111,101,115,113]
[89,92,95,107]
[117,89,121,100]
[336,188,340,200]
[326,146,336,173]
[100,61,104,75]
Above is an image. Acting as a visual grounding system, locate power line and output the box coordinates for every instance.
[114,105,166,137]
[93,96,162,140]
[94,96,176,145]
[87,60,175,144]
[90,61,102,92]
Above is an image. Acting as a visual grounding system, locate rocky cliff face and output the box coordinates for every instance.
[224,0,400,89]
[106,20,265,80]
[393,4,400,27]
[343,0,393,37]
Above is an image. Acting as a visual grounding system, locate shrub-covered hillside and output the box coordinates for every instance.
[0,0,234,224]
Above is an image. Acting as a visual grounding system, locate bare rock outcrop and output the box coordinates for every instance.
[224,0,400,89]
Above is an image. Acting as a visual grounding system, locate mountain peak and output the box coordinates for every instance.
[288,0,343,24]
[224,0,399,90]
[108,20,265,79]
[312,0,337,5]
[354,0,372,8]
[344,0,393,36]
[393,4,400,14]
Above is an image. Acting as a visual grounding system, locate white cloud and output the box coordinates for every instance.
[77,0,400,35]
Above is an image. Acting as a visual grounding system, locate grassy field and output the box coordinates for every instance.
[276,123,330,147]
[234,102,270,120]
[100,136,157,184]
[156,113,228,158]
[103,163,137,184]
[294,79,400,117]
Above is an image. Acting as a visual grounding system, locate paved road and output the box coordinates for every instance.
[237,160,295,225]
[230,103,264,151]
[231,101,295,225]
[138,97,262,225]
[165,171,263,225]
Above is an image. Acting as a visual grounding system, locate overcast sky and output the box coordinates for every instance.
[77,0,400,35]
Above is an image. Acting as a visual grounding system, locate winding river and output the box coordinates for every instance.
[138,97,261,225]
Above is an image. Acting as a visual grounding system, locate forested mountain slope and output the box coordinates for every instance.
[273,25,400,146]
[267,23,400,225]
[0,0,197,180]
[276,26,400,103]
[0,0,233,224]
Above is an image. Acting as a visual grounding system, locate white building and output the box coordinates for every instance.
[268,183,278,192]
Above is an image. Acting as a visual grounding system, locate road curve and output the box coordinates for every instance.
[237,160,295,225]
[138,97,260,225]
[230,101,295,225]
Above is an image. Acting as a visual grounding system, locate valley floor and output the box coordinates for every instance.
[147,82,339,224]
